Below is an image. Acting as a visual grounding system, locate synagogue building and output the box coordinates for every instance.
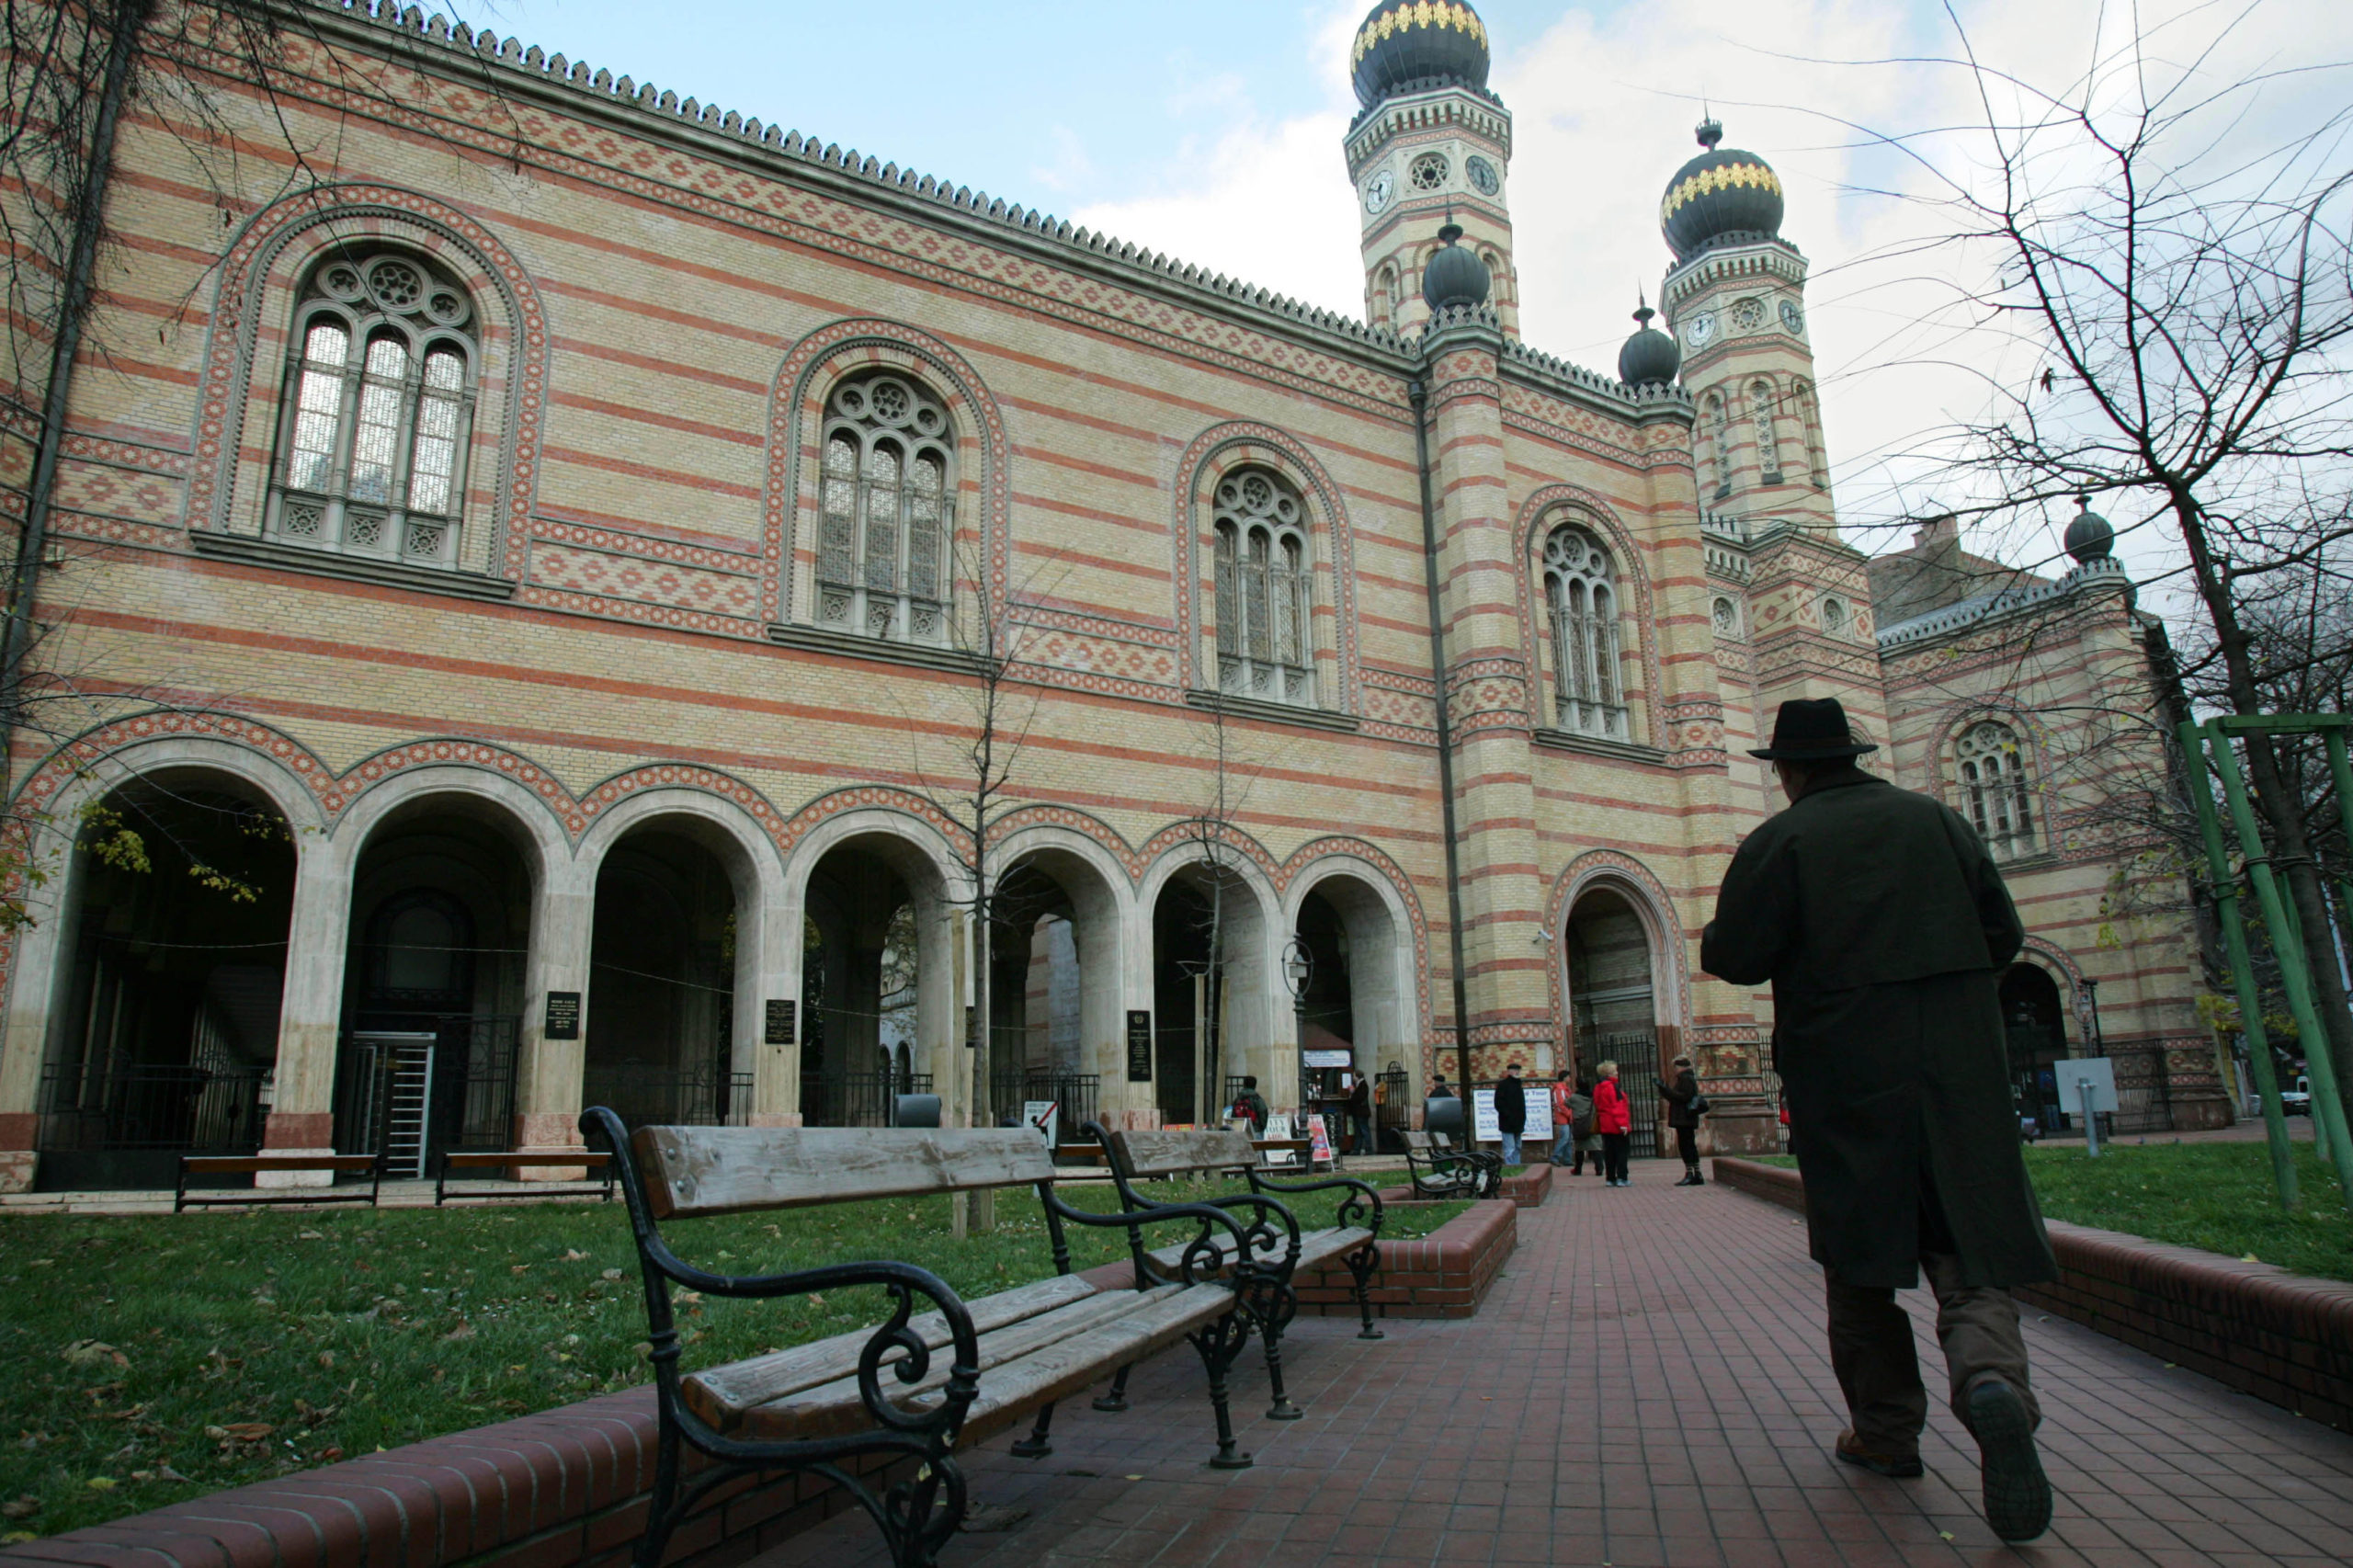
[0,0,2228,1191]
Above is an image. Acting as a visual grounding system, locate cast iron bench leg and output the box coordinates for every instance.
[1188,1310,1254,1470]
[1244,1274,1303,1421]
[1010,1401,1055,1459]
[1092,1362,1133,1413]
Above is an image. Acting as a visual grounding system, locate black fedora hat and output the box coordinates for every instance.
[1750,698,1878,760]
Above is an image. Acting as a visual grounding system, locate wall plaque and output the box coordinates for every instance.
[544,991,582,1041]
[765,999,797,1046]
[1126,1009,1154,1082]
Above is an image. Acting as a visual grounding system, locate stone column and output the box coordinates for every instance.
[258,844,354,1186]
[515,858,594,1172]
[1423,315,1551,1084]
[744,881,801,1129]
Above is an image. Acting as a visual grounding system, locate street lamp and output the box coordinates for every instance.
[1282,935,1313,1120]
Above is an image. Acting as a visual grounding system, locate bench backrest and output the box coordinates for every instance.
[1398,1129,1436,1153]
[631,1126,1056,1220]
[1105,1128,1259,1178]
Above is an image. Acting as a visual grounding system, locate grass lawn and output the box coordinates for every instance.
[0,1178,1463,1541]
[1742,1141,2352,1282]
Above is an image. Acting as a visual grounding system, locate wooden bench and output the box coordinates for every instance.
[175,1153,381,1211]
[1096,1126,1385,1421]
[1399,1129,1501,1199]
[585,1105,1295,1568]
[435,1148,614,1205]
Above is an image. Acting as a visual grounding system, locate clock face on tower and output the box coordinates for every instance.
[1780,299,1805,335]
[1465,154,1499,196]
[1682,311,1717,348]
[1363,167,1394,215]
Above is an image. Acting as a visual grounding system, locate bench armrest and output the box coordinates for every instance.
[1039,1182,1263,1290]
[1243,1171,1386,1237]
[1078,1119,1302,1274]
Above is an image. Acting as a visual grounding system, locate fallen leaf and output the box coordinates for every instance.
[510,1265,530,1276]
[600,1268,624,1282]
[203,1426,228,1441]
[1938,1531,1954,1541]
[62,1341,125,1370]
[131,1471,153,1483]
[0,1499,35,1521]
[220,1423,272,1443]
[442,1323,476,1342]
[676,1290,704,1305]
[296,1231,324,1242]
[28,1259,52,1268]
[317,1352,335,1369]
[85,1478,116,1492]
[2242,1254,2260,1263]
[321,1448,344,1462]
[156,1467,190,1484]
[1123,1474,1142,1482]
[3,1532,35,1545]
[562,1249,589,1262]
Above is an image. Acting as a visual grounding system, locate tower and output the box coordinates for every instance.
[1658,119,1834,534]
[1341,2,1518,338]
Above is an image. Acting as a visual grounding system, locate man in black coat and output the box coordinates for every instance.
[1701,699,2056,1543]
[1661,1055,1704,1186]
[1492,1063,1528,1165]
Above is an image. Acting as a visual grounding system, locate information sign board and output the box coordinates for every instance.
[1471,1089,1498,1142]
[543,991,581,1041]
[1307,1115,1334,1165]
[765,999,796,1046]
[1302,1049,1353,1069]
[1470,1085,1552,1142]
[1022,1100,1058,1149]
[1125,1010,1154,1082]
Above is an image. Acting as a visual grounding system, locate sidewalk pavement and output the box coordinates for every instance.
[753,1162,2353,1568]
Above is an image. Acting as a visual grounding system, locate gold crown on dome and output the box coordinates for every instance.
[1658,161,1783,224]
[1351,2,1488,68]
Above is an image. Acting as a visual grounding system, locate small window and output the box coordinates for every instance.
[1543,524,1627,739]
[1212,469,1313,706]
[268,250,478,566]
[1959,721,2038,859]
[816,373,954,643]
[1712,596,1740,636]
[1821,596,1847,635]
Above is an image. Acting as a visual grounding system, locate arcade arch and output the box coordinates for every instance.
[1146,854,1274,1126]
[987,839,1125,1127]
[1287,867,1410,1155]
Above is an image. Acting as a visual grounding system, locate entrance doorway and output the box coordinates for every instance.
[2002,962,2070,1132]
[1564,886,1662,1157]
[38,778,296,1188]
[585,828,740,1128]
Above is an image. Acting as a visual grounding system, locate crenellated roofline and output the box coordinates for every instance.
[269,0,1671,421]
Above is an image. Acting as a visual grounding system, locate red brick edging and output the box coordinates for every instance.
[1711,1155,2353,1434]
[1291,1195,1517,1320]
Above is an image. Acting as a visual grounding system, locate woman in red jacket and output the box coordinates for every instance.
[1593,1060,1633,1187]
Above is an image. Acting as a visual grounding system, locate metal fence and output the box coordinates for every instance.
[584,1062,756,1129]
[37,1062,267,1153]
[1580,1028,1663,1159]
[988,1070,1099,1139]
[1374,1065,1410,1149]
[339,1015,520,1175]
[2108,1046,2176,1135]
[801,1069,937,1128]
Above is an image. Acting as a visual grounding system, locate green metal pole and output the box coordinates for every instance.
[2208,723,2353,1206]
[2181,723,2298,1209]
[2274,892,2337,1167]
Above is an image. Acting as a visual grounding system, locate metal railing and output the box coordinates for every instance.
[1577,1028,1663,1159]
[987,1070,1098,1139]
[585,1062,755,1129]
[37,1062,267,1153]
[801,1069,936,1128]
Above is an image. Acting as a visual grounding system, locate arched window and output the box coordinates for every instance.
[1212,468,1313,705]
[1795,379,1828,490]
[269,250,478,564]
[1959,721,2038,858]
[818,372,953,642]
[1372,264,1401,327]
[1704,393,1731,498]
[1543,523,1627,738]
[1751,379,1784,482]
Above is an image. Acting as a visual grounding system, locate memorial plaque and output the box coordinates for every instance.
[765,998,797,1046]
[1126,1009,1154,1082]
[544,991,582,1041]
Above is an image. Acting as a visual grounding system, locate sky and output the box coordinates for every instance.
[462,0,2353,594]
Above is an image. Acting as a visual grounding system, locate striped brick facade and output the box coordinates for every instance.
[0,0,2222,1193]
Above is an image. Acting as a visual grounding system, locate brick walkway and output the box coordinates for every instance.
[751,1168,2353,1568]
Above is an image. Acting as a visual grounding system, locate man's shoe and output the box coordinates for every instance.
[1835,1430,1924,1479]
[1965,1377,2052,1542]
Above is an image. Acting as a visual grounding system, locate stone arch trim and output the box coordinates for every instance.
[1545,848,1692,1043]
[986,805,1142,881]
[189,184,550,580]
[767,319,1012,627]
[1134,820,1285,893]
[1515,484,1666,750]
[572,770,793,888]
[2013,936,2093,1045]
[1171,422,1361,712]
[1279,837,1435,1041]
[771,786,976,866]
[9,710,340,833]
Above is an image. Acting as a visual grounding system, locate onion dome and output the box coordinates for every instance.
[1421,222,1491,312]
[1659,117,1785,260]
[1351,0,1490,109]
[1618,298,1680,386]
[2064,494,2116,562]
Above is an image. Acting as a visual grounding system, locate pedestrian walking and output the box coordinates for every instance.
[1592,1061,1631,1185]
[1230,1074,1269,1135]
[1701,698,2055,1543]
[1549,1071,1576,1165]
[1494,1062,1527,1165]
[1570,1080,1601,1174]
[1662,1054,1706,1186]
[1347,1072,1374,1157]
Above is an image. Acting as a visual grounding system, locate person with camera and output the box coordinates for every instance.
[1661,1054,1708,1186]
